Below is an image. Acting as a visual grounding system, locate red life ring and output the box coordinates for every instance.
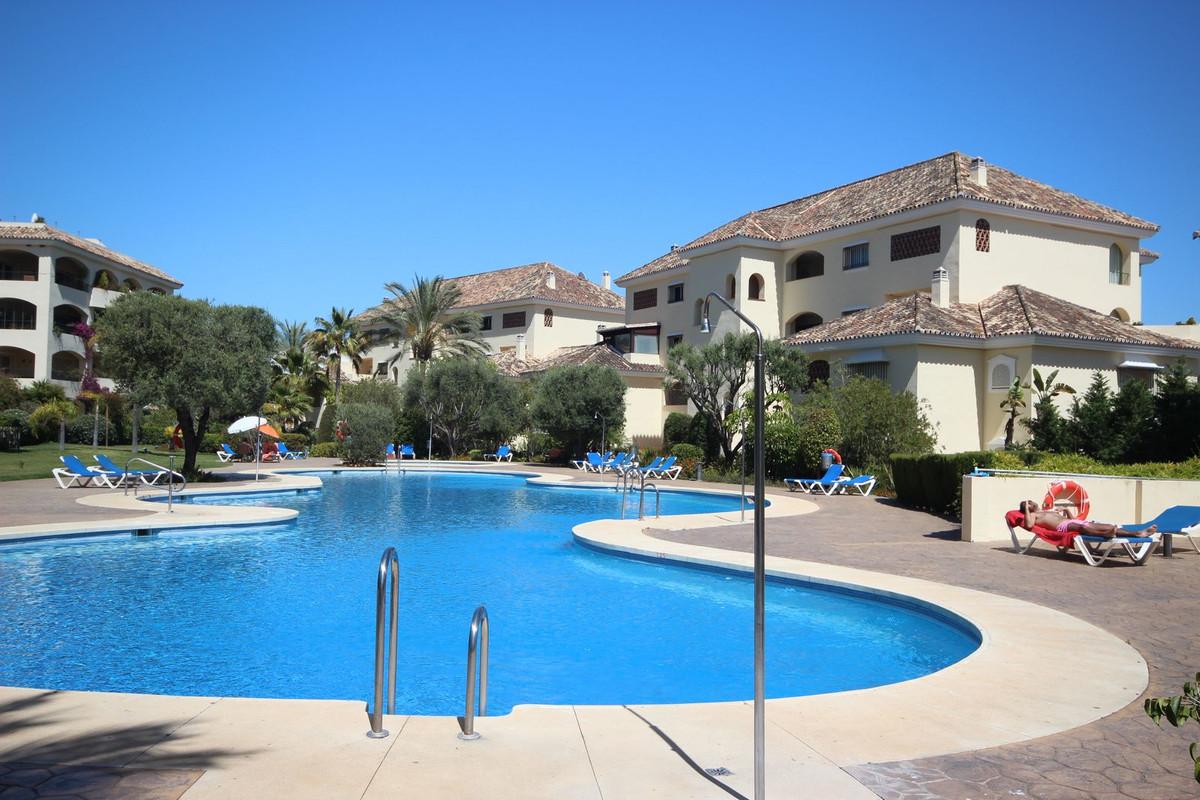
[335,420,350,443]
[171,425,184,450]
[822,448,842,464]
[1044,480,1089,519]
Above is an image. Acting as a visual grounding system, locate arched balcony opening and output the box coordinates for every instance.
[51,351,84,382]
[725,274,736,300]
[92,269,118,290]
[786,312,823,335]
[748,273,765,300]
[148,287,166,295]
[54,257,89,292]
[121,277,141,292]
[807,359,830,385]
[788,251,824,280]
[53,304,88,333]
[0,346,36,379]
[0,250,38,282]
[0,298,37,330]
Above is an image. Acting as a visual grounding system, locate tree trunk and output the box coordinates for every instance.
[92,402,100,449]
[58,419,66,451]
[176,406,212,475]
[334,359,342,404]
[131,405,141,452]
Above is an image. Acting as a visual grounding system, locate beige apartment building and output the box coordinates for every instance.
[614,152,1199,451]
[355,260,624,380]
[0,217,182,396]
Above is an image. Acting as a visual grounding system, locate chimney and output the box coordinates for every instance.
[968,157,987,187]
[931,267,950,308]
[602,271,611,290]
[515,333,527,360]
[31,213,45,224]
[546,271,556,290]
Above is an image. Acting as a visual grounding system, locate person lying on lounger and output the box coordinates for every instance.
[1019,499,1155,539]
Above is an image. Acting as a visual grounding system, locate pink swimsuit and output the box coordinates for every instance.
[1056,519,1091,533]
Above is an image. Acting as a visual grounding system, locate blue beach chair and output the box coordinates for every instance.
[93,454,168,485]
[277,442,306,460]
[53,455,120,489]
[217,442,239,462]
[838,474,877,497]
[784,464,846,495]
[483,444,513,462]
[1123,505,1200,555]
[399,444,416,460]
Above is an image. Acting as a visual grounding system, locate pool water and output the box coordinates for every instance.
[0,472,978,714]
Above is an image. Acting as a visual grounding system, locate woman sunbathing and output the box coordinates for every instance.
[1019,499,1155,539]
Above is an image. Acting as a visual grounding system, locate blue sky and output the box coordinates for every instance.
[2,0,1197,325]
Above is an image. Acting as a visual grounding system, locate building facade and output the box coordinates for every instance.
[612,153,1197,452]
[0,217,182,396]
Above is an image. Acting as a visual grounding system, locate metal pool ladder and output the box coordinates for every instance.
[367,547,400,738]
[458,605,489,740]
[618,471,661,520]
[123,456,187,513]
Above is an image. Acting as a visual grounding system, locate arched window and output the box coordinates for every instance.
[54,257,88,291]
[975,219,990,252]
[92,270,117,290]
[788,251,824,280]
[725,274,736,300]
[990,362,1011,390]
[52,304,87,331]
[748,273,764,300]
[694,299,705,327]
[787,312,823,334]
[0,250,38,282]
[1109,245,1125,285]
[807,359,830,385]
[1110,307,1130,323]
[0,298,37,330]
[122,277,141,292]
[543,308,554,327]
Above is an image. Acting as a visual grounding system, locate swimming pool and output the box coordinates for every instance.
[0,471,978,714]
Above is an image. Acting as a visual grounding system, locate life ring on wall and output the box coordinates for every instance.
[335,420,350,443]
[1044,479,1089,519]
[822,448,842,464]
[170,425,184,450]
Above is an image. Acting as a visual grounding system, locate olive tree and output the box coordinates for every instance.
[97,293,275,474]
[529,363,625,457]
[403,357,523,456]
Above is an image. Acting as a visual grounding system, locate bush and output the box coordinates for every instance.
[64,415,121,445]
[337,403,393,465]
[310,441,339,458]
[834,376,935,479]
[0,377,22,409]
[891,451,1014,517]
[315,405,336,443]
[794,403,842,477]
[670,443,704,480]
[662,412,693,451]
[0,408,34,445]
[467,449,483,461]
[281,432,309,452]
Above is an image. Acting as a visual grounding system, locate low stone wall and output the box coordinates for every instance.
[962,473,1200,543]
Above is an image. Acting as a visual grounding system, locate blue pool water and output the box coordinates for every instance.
[0,472,978,713]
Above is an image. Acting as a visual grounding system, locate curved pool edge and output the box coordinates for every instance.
[0,462,1149,771]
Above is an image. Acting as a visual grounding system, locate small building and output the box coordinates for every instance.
[0,217,182,395]
[355,261,623,383]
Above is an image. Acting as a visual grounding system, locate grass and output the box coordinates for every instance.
[0,442,224,482]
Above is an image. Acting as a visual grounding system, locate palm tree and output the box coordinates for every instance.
[277,319,309,352]
[374,276,487,368]
[1000,378,1027,448]
[306,307,368,403]
[263,376,313,432]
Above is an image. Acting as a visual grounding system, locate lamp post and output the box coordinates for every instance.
[701,291,766,800]
[594,411,606,453]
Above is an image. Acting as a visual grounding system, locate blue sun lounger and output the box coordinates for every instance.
[1122,505,1200,555]
[399,443,416,459]
[483,444,513,462]
[93,454,168,485]
[53,455,120,489]
[277,442,306,459]
[784,464,846,495]
[217,442,240,462]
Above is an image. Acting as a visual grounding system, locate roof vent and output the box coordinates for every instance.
[31,213,45,224]
[931,267,950,308]
[968,158,987,188]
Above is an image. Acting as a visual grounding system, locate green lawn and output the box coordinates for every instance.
[0,442,224,482]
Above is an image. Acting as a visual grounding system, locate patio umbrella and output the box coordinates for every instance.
[228,416,271,481]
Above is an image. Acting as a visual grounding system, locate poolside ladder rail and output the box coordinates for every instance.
[458,605,489,740]
[638,483,661,520]
[367,547,400,739]
[123,456,186,513]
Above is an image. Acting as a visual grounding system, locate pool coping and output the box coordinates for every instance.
[0,463,1149,791]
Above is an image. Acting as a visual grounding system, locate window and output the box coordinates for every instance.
[842,243,869,270]
[725,274,736,299]
[633,288,658,310]
[975,219,990,252]
[748,273,764,300]
[990,362,1012,390]
[890,226,941,261]
[667,283,684,303]
[665,384,689,406]
[502,311,526,329]
[846,361,888,381]
[634,332,659,354]
[543,308,553,327]
[1117,368,1157,389]
[788,251,824,280]
[807,360,830,385]
[357,357,374,375]
[787,312,823,334]
[1109,245,1128,285]
[480,315,493,331]
[666,334,683,350]
[0,299,37,330]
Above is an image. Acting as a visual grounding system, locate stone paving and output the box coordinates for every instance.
[650,491,1200,800]
[0,761,201,799]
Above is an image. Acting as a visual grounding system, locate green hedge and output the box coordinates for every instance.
[891,451,1024,517]
[309,441,340,458]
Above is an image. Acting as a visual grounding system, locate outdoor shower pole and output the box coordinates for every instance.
[701,291,766,800]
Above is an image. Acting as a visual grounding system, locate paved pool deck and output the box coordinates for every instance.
[0,461,1195,799]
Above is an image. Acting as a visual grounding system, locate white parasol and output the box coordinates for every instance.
[228,416,271,481]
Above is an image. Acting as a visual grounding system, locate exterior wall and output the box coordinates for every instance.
[912,345,983,453]
[0,243,176,395]
[1143,324,1200,344]
[962,473,1200,543]
[956,210,1143,320]
[623,374,666,450]
[778,211,962,331]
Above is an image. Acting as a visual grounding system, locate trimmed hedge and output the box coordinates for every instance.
[891,451,1024,517]
[309,441,340,458]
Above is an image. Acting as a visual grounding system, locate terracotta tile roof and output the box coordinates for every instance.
[618,152,1157,283]
[359,262,621,322]
[785,285,1200,351]
[0,222,182,285]
[518,343,667,375]
[1138,248,1159,264]
[489,349,539,377]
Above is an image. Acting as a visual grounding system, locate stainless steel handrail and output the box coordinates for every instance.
[367,547,400,739]
[638,483,661,520]
[458,605,489,740]
[122,456,187,512]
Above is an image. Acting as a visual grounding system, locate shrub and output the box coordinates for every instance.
[64,415,121,445]
[467,449,483,461]
[0,409,34,445]
[670,443,704,480]
[794,403,842,477]
[22,380,66,405]
[315,405,336,443]
[834,376,935,480]
[529,363,625,457]
[337,403,393,465]
[891,451,1009,517]
[201,432,225,453]
[662,412,693,451]
[309,441,339,458]
[0,377,22,409]
[281,432,309,452]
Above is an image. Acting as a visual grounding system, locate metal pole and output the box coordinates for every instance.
[459,606,489,740]
[427,413,433,461]
[740,412,747,522]
[702,291,766,800]
[368,547,399,738]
